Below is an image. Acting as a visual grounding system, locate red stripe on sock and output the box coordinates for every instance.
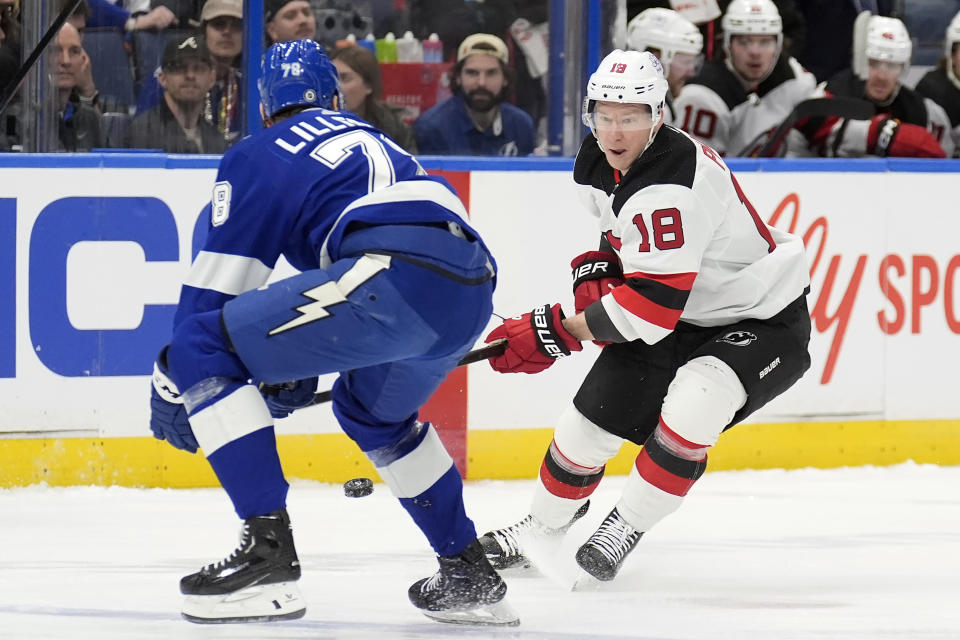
[635,448,697,497]
[539,460,602,499]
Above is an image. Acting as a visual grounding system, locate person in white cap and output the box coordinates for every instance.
[477,49,811,584]
[413,33,535,156]
[672,0,817,156]
[915,10,960,157]
[200,0,244,145]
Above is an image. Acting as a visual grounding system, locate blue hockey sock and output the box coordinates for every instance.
[206,426,289,519]
[397,465,477,556]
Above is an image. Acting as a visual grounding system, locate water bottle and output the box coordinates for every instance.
[396,31,423,63]
[422,33,443,63]
[358,33,376,55]
[376,32,398,63]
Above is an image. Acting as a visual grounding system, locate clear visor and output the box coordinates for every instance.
[583,105,656,131]
[669,51,704,77]
[867,59,905,77]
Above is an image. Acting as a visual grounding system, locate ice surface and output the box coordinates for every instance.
[2,463,959,639]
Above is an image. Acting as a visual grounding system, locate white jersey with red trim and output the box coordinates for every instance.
[672,55,818,156]
[573,126,810,346]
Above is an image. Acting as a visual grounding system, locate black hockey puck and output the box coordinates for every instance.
[343,477,374,498]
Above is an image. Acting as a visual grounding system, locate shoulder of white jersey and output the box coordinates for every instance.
[916,68,960,126]
[673,82,733,118]
[923,95,949,123]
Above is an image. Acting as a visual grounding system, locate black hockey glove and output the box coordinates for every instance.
[260,377,319,418]
[150,346,199,453]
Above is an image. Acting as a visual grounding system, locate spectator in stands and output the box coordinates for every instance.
[78,0,178,33]
[414,33,534,156]
[150,0,202,28]
[915,10,960,157]
[0,0,18,89]
[626,7,704,124]
[125,35,225,153]
[202,0,243,146]
[265,0,316,44]
[51,23,104,151]
[0,0,18,150]
[672,0,817,156]
[330,45,417,153]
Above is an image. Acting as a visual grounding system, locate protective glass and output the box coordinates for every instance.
[584,105,655,131]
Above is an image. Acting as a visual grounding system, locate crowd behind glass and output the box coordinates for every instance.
[0,0,958,158]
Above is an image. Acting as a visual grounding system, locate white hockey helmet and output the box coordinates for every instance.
[945,10,960,61]
[946,11,960,86]
[627,8,703,77]
[582,50,669,154]
[721,0,783,57]
[864,16,912,67]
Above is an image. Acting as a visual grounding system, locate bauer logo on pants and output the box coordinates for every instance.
[717,330,757,347]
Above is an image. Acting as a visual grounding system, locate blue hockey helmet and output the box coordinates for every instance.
[259,39,341,118]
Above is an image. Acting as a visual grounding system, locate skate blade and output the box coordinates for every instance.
[182,581,306,624]
[422,598,520,627]
[571,570,602,592]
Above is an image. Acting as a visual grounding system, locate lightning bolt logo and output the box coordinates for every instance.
[268,255,390,336]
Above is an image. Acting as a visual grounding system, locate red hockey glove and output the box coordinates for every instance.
[571,250,624,315]
[485,303,582,374]
[867,115,946,158]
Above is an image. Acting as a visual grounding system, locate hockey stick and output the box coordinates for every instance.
[748,96,876,158]
[0,0,83,117]
[308,338,508,406]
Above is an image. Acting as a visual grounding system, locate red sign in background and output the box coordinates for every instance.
[381,62,453,126]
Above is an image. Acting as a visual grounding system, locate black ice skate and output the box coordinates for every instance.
[478,500,590,570]
[408,539,519,626]
[180,508,306,623]
[575,507,643,582]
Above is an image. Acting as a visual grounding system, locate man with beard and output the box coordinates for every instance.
[413,33,534,156]
[125,35,225,153]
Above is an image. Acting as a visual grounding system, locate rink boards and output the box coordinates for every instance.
[0,155,958,487]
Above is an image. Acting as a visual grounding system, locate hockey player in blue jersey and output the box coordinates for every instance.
[148,39,517,626]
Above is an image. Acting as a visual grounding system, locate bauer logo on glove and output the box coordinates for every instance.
[485,303,582,374]
[533,305,572,359]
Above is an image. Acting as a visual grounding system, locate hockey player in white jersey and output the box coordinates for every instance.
[627,7,703,124]
[477,49,812,583]
[916,10,960,157]
[800,14,949,158]
[672,0,817,156]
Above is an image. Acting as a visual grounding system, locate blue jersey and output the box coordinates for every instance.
[414,94,536,156]
[175,108,488,327]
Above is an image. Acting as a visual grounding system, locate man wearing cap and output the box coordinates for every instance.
[126,35,226,153]
[265,0,316,44]
[201,0,244,145]
[414,33,535,156]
